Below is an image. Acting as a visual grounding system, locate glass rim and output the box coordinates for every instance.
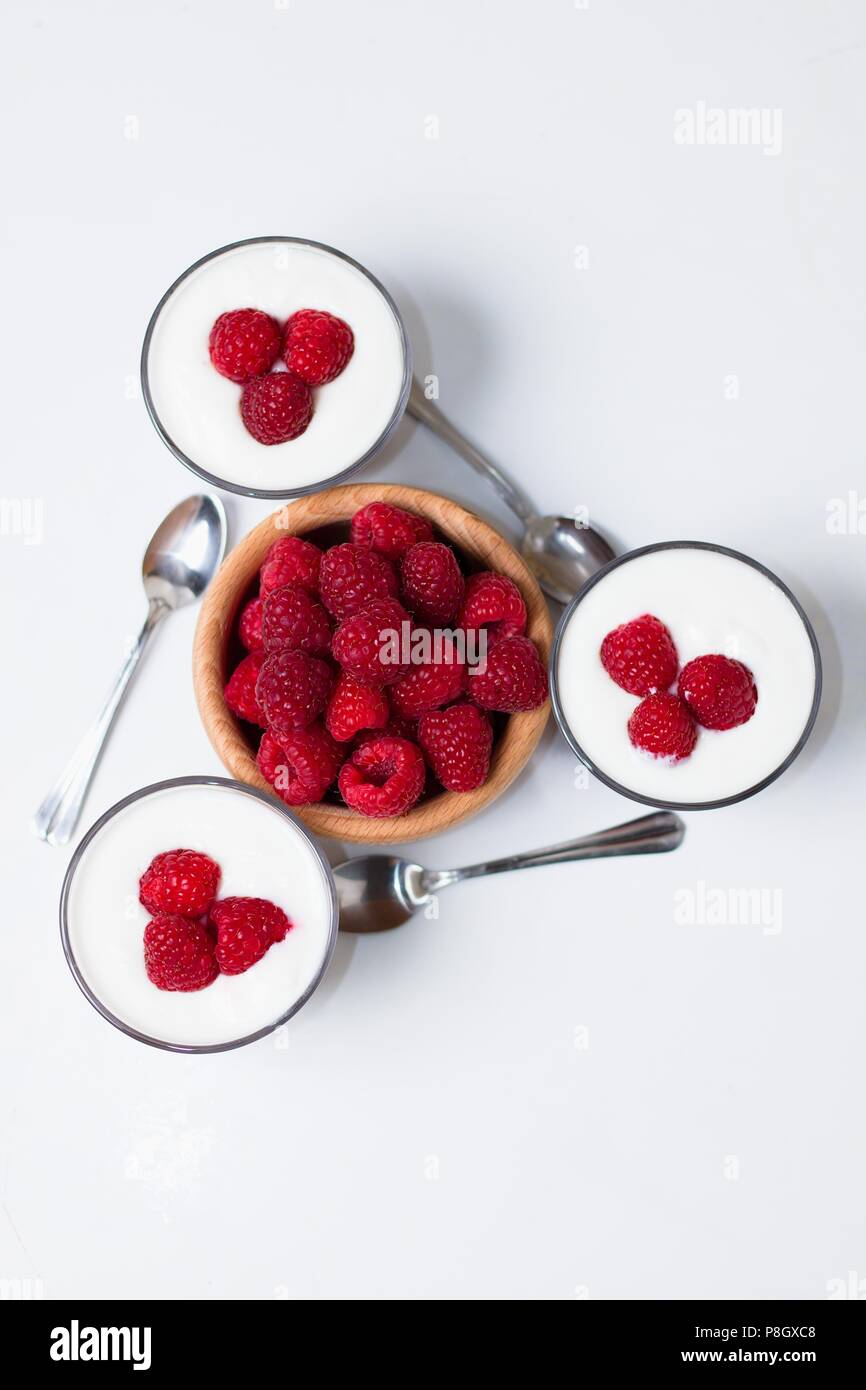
[548,540,823,812]
[140,235,413,500]
[59,775,340,1054]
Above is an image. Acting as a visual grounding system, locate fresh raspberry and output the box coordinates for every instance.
[338,736,426,818]
[331,597,411,686]
[468,634,548,712]
[459,571,527,641]
[282,309,354,386]
[139,848,221,918]
[325,671,389,742]
[224,651,267,726]
[600,614,678,697]
[678,654,758,731]
[240,372,313,445]
[210,897,292,976]
[256,649,334,733]
[256,723,342,805]
[238,595,264,651]
[417,703,493,792]
[143,915,219,992]
[390,634,467,717]
[259,536,322,597]
[350,502,434,560]
[628,692,697,761]
[261,583,331,657]
[399,542,465,624]
[318,543,399,620]
[208,308,281,384]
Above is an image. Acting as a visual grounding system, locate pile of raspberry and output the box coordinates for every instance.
[138,848,292,992]
[208,306,354,445]
[223,501,549,819]
[599,613,758,762]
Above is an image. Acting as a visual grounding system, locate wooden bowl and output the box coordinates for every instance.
[193,483,553,844]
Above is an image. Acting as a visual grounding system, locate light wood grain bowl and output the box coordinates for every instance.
[193,483,553,844]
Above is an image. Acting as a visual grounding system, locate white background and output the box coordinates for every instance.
[2,0,865,1300]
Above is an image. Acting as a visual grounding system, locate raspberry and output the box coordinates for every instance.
[350,502,434,560]
[208,308,281,384]
[139,848,221,918]
[318,543,398,620]
[256,723,342,805]
[331,597,411,687]
[260,536,322,597]
[282,309,354,386]
[678,654,757,731]
[224,651,267,726]
[256,649,335,733]
[325,671,389,742]
[468,634,548,712]
[390,634,467,716]
[417,703,493,792]
[600,614,678,698]
[628,692,697,761]
[400,542,465,624]
[261,583,331,657]
[459,571,527,641]
[238,595,264,651]
[143,915,219,992]
[240,372,312,445]
[210,897,292,976]
[338,736,426,818]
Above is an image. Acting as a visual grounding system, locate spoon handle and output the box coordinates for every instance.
[407,377,535,525]
[32,599,167,847]
[421,812,685,892]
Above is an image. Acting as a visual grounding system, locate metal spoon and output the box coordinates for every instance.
[334,811,684,933]
[407,378,616,602]
[33,494,227,847]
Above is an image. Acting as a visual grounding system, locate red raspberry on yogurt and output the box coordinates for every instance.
[240,372,313,445]
[282,309,354,386]
[208,308,281,384]
[627,692,697,762]
[600,614,679,697]
[678,654,757,731]
[143,915,219,993]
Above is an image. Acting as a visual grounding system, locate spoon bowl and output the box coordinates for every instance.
[143,494,227,607]
[522,514,616,605]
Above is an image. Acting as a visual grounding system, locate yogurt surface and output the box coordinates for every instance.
[65,782,335,1047]
[555,546,818,805]
[144,240,407,492]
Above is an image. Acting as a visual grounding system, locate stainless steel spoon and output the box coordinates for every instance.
[407,378,616,602]
[33,494,227,847]
[334,811,685,933]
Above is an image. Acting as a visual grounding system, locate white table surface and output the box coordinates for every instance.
[2,0,865,1301]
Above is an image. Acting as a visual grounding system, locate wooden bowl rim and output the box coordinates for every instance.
[193,483,553,844]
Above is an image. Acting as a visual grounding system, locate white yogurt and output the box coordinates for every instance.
[65,783,335,1048]
[555,546,818,805]
[144,240,407,492]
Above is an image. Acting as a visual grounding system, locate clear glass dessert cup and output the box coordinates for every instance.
[549,541,823,812]
[140,235,413,500]
[59,776,339,1054]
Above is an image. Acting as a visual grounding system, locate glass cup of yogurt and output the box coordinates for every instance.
[550,542,822,811]
[141,236,412,498]
[60,777,338,1053]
